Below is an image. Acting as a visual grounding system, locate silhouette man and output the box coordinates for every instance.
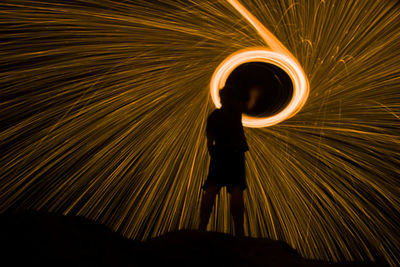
[199,85,253,237]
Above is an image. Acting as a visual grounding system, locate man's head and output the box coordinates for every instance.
[219,85,249,112]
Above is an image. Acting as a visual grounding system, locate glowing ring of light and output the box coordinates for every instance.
[210,47,309,128]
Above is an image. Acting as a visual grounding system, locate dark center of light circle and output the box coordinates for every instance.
[225,62,293,117]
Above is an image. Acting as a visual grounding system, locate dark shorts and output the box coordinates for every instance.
[202,148,247,194]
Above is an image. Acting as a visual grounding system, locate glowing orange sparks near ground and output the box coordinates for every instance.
[211,0,309,128]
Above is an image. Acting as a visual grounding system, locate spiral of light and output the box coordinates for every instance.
[211,0,309,128]
[210,48,309,127]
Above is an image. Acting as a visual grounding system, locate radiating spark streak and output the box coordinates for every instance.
[372,101,400,120]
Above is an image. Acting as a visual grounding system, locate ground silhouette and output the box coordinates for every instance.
[0,210,381,266]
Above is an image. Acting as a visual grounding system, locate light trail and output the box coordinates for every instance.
[210,0,309,128]
[210,48,309,127]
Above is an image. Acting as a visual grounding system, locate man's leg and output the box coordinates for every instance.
[199,184,219,232]
[230,186,244,237]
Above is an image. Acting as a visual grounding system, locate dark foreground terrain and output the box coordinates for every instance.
[0,210,382,266]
